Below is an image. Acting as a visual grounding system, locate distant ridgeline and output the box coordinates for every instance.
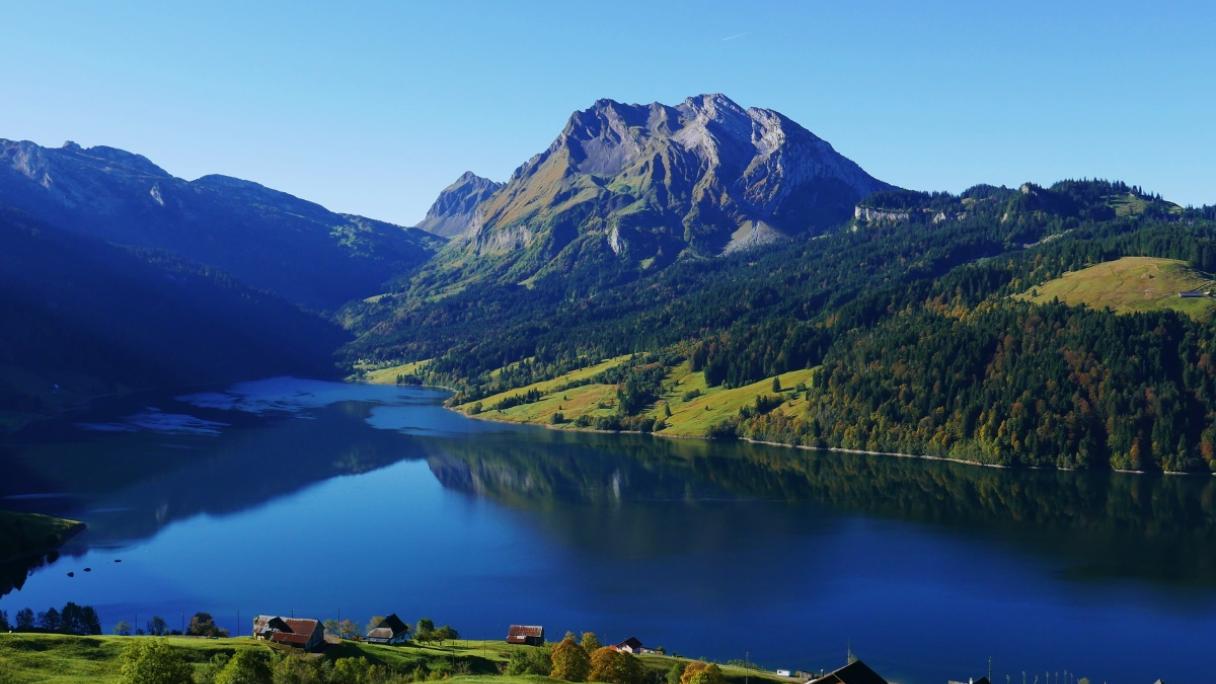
[0,139,443,429]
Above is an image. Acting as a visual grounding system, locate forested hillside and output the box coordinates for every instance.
[0,210,347,428]
[351,179,1216,473]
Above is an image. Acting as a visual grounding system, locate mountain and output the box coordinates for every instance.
[0,209,346,428]
[348,172,1216,473]
[422,93,892,285]
[0,140,444,310]
[416,171,503,238]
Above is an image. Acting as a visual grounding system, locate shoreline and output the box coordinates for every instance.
[449,401,1212,477]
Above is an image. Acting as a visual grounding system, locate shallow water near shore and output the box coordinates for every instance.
[2,377,1215,683]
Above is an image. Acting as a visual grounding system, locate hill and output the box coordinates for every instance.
[0,139,444,310]
[0,210,347,429]
[348,171,1216,473]
[0,633,793,684]
[1016,256,1216,319]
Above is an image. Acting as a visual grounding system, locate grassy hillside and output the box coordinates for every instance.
[356,359,433,385]
[1017,256,1216,320]
[456,356,813,439]
[0,633,792,684]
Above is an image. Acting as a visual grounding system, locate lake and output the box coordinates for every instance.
[2,377,1215,683]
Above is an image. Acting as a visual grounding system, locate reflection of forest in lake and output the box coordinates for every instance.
[3,379,1216,684]
[423,429,1216,587]
[4,386,1216,592]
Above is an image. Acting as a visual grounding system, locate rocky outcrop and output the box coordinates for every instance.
[434,94,894,283]
[416,171,503,238]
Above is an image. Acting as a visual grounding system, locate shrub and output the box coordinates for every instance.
[680,662,724,684]
[588,647,644,684]
[550,635,590,682]
[507,646,553,676]
[118,640,192,684]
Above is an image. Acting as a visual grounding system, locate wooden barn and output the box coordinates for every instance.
[506,624,545,646]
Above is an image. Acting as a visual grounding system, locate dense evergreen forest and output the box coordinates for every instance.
[350,180,1216,473]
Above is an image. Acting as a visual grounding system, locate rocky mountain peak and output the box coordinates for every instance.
[416,171,504,238]
[425,94,895,284]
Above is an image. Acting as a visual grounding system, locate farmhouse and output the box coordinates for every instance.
[805,659,889,684]
[365,614,410,645]
[611,636,656,654]
[251,615,325,652]
[506,624,545,646]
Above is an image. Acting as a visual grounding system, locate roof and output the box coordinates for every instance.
[807,660,889,684]
[616,637,643,649]
[253,615,321,644]
[367,627,396,640]
[507,625,544,638]
[375,614,409,635]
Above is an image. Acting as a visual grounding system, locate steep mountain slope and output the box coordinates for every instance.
[349,176,1216,473]
[0,210,346,428]
[421,93,892,286]
[0,140,444,310]
[416,171,503,238]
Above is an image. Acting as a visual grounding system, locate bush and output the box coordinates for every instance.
[680,662,724,684]
[118,640,192,684]
[588,647,644,684]
[550,635,590,682]
[216,650,271,684]
[186,612,228,638]
[507,647,553,676]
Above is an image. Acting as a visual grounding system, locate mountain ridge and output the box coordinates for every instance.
[0,138,444,310]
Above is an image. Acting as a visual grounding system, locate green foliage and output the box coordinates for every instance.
[118,639,192,684]
[579,632,601,652]
[215,649,272,684]
[550,635,591,682]
[146,616,168,637]
[666,662,685,684]
[506,646,553,676]
[187,612,227,638]
[272,653,328,684]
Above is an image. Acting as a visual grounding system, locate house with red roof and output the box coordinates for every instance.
[252,615,325,652]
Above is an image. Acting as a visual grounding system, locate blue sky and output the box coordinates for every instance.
[2,1,1212,224]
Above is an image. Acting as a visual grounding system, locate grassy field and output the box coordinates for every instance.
[645,364,815,438]
[0,634,793,684]
[355,359,433,385]
[1017,256,1216,320]
[457,355,814,440]
[0,511,84,563]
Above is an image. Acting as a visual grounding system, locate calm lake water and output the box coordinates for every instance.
[2,377,1215,683]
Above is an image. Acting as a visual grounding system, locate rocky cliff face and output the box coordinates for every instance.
[416,171,503,238]
[0,139,443,309]
[429,93,893,284]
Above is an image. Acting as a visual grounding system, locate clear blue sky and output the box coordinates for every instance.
[3,1,1212,225]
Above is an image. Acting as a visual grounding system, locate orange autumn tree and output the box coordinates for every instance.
[550,634,591,682]
[680,662,725,684]
[589,647,644,684]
